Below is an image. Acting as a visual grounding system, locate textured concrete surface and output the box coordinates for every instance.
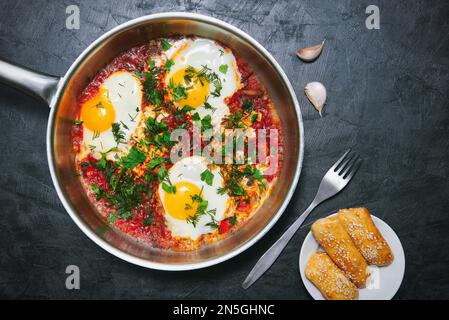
[0,0,448,299]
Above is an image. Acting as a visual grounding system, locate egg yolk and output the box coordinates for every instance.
[80,88,116,133]
[163,181,202,220]
[169,67,210,109]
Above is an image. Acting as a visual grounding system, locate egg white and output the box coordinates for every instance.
[82,71,142,160]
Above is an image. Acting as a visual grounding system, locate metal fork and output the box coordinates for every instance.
[242,149,362,289]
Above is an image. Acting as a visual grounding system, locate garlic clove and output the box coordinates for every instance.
[304,81,327,116]
[296,40,325,62]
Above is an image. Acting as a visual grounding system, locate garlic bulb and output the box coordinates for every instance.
[296,40,325,62]
[304,82,327,116]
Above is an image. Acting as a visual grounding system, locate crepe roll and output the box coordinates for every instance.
[311,216,369,288]
[305,252,358,300]
[337,208,394,266]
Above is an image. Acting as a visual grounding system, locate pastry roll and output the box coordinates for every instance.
[305,252,358,300]
[337,208,394,266]
[311,216,369,288]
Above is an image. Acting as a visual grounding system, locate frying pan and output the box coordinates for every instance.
[0,13,304,270]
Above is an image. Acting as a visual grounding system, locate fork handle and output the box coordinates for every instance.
[242,200,318,289]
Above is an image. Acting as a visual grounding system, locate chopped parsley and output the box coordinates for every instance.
[148,156,164,169]
[157,166,176,194]
[222,112,247,129]
[142,213,154,227]
[184,65,223,97]
[91,157,148,220]
[242,99,254,113]
[121,147,146,169]
[107,213,117,223]
[200,169,214,186]
[161,39,171,51]
[112,122,126,146]
[203,101,215,111]
[217,165,265,197]
[200,65,222,97]
[192,112,201,121]
[96,153,108,170]
[250,113,259,123]
[164,59,174,71]
[143,69,164,107]
[144,116,175,149]
[201,115,213,131]
[219,64,228,74]
[168,80,188,101]
[191,113,213,132]
[186,187,217,227]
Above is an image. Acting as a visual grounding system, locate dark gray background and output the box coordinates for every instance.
[1,0,448,299]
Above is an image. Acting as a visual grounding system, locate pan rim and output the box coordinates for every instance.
[46,12,304,271]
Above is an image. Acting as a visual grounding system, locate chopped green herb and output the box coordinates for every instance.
[157,166,168,181]
[222,112,247,129]
[91,183,103,199]
[164,59,174,71]
[200,169,214,186]
[143,71,164,107]
[217,165,265,197]
[121,147,146,169]
[161,39,171,51]
[250,113,258,123]
[192,112,201,121]
[242,99,254,113]
[186,187,217,227]
[144,173,154,183]
[219,64,228,74]
[162,182,176,194]
[107,213,117,223]
[96,153,108,170]
[200,65,222,97]
[168,80,188,101]
[148,156,164,169]
[112,122,126,146]
[73,119,83,126]
[252,168,263,181]
[203,100,215,111]
[185,65,223,97]
[120,211,134,220]
[201,115,213,131]
[180,105,195,114]
[142,213,154,226]
[94,158,148,220]
[157,166,176,194]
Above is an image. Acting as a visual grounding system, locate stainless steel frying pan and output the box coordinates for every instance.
[0,13,304,270]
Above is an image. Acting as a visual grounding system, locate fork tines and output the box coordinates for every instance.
[333,149,362,179]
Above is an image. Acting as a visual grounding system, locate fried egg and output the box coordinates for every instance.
[158,156,229,240]
[81,71,142,159]
[165,38,241,128]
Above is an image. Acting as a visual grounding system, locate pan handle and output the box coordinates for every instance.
[0,59,61,106]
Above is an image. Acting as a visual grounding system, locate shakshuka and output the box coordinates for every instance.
[72,37,283,251]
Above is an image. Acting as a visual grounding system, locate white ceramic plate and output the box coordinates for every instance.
[299,214,405,300]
